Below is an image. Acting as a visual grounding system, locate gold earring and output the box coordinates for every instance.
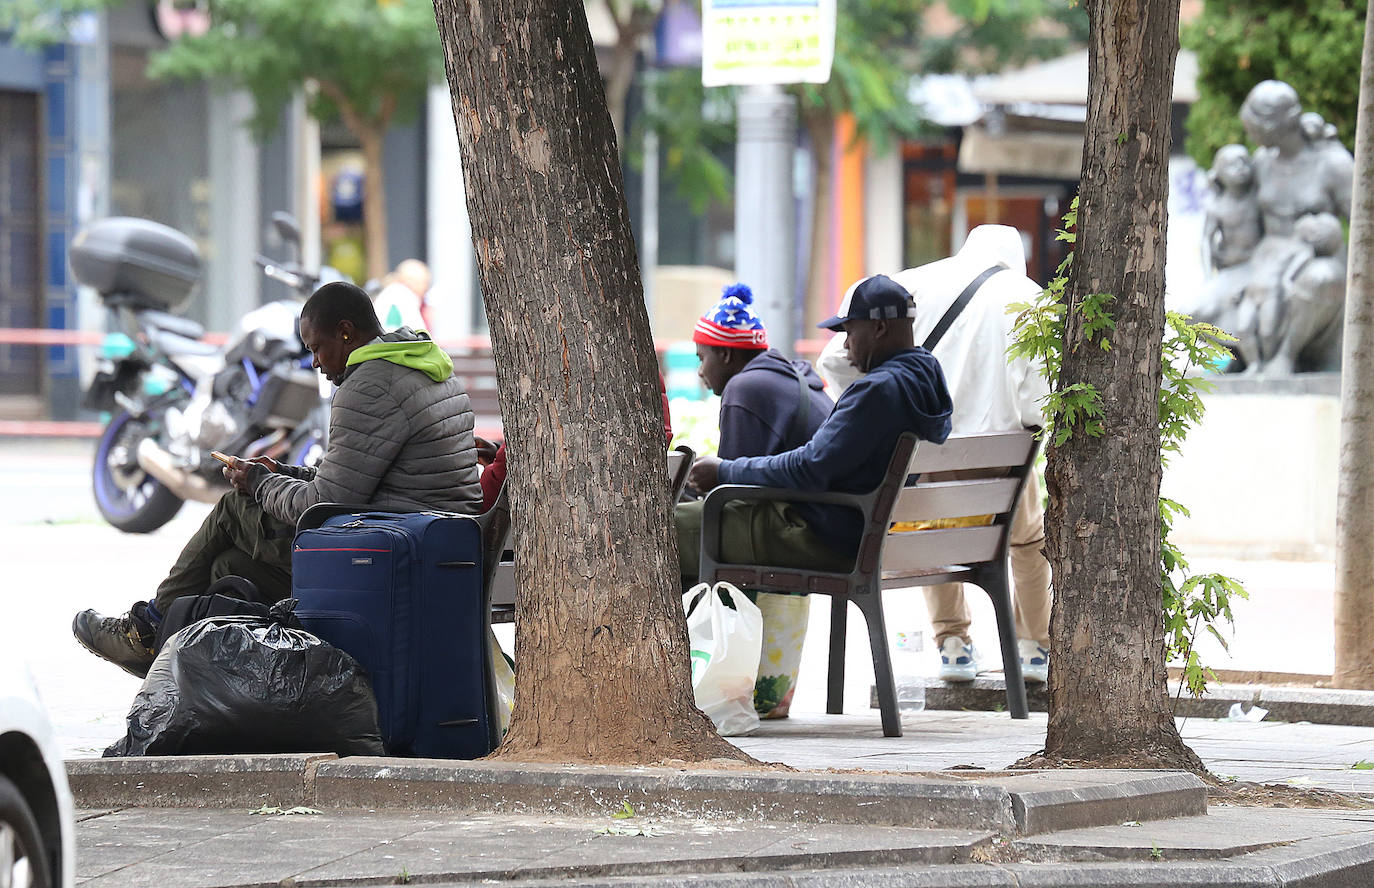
[343,335,349,341]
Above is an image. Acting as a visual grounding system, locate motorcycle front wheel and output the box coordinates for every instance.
[93,409,185,533]
[286,405,328,468]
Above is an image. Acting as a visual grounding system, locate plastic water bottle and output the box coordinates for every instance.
[892,629,926,711]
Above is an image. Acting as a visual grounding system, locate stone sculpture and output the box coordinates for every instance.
[1194,80,1353,374]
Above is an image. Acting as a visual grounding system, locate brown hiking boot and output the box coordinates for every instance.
[72,610,155,679]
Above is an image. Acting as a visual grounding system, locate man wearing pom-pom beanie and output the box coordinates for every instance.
[691,283,834,461]
[682,282,836,718]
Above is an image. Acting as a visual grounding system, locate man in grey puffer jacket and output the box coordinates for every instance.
[73,282,482,678]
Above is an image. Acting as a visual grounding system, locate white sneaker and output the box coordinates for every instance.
[1019,639,1050,683]
[937,637,980,682]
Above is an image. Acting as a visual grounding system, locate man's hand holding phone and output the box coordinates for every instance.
[213,452,280,493]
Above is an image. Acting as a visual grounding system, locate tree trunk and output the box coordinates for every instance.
[1335,0,1374,691]
[801,106,834,329]
[358,126,390,283]
[432,0,750,764]
[1034,0,1203,770]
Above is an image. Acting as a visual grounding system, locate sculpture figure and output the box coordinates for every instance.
[1203,144,1261,271]
[1194,81,1354,374]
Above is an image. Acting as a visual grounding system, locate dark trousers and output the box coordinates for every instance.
[152,492,295,614]
[675,499,851,588]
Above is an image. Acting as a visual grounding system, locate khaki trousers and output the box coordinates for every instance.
[923,471,1052,650]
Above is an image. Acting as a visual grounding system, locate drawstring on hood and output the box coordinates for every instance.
[345,328,453,382]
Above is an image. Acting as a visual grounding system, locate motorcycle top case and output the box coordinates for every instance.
[70,217,203,310]
[292,511,496,759]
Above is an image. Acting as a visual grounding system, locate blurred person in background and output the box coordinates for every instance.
[817,226,1053,685]
[374,259,431,332]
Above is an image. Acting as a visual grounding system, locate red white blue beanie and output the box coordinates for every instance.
[692,282,769,350]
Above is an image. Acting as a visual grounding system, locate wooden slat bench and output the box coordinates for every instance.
[696,429,1041,737]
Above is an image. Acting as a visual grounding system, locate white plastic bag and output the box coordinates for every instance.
[683,582,763,736]
[489,627,515,738]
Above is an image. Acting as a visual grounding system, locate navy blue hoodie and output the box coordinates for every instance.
[718,349,834,460]
[717,347,953,554]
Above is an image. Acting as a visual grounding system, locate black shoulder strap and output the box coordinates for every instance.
[922,265,1005,352]
[785,361,811,450]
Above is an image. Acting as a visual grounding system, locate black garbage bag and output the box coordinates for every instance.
[106,600,385,757]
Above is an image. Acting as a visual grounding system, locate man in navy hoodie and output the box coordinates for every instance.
[679,274,953,584]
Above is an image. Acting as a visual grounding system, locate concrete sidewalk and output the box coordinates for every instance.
[68,712,1374,887]
[731,712,1374,796]
[71,803,1374,887]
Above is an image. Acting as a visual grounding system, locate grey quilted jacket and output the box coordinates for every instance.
[250,330,482,525]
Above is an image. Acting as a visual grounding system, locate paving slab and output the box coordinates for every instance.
[1014,806,1374,860]
[66,753,336,809]
[74,807,994,887]
[486,865,1022,887]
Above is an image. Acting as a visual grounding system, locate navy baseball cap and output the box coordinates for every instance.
[816,274,916,331]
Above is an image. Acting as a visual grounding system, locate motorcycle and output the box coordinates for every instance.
[73,212,337,533]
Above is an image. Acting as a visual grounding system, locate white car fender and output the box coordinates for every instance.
[0,653,76,888]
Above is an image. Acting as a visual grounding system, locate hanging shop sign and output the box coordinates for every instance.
[700,0,835,87]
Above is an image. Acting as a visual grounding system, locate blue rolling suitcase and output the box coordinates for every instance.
[291,509,498,759]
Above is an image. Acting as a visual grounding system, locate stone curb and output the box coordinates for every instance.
[994,771,1205,836]
[66,755,1205,836]
[476,831,1374,887]
[313,758,1016,831]
[65,753,336,809]
[874,678,1374,727]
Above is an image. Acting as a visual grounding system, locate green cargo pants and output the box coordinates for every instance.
[675,498,851,588]
[152,491,295,613]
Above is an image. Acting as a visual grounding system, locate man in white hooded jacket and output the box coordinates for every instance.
[816,225,1053,683]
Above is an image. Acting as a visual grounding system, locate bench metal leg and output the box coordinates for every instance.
[853,590,902,737]
[827,596,848,715]
[976,563,1028,719]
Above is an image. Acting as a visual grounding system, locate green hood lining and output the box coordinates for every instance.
[345,336,453,382]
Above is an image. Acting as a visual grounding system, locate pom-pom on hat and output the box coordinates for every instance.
[693,282,769,349]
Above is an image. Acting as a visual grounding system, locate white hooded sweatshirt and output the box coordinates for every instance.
[816,224,1049,435]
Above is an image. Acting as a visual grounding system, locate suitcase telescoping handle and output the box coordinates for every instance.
[297,503,372,533]
[296,504,462,533]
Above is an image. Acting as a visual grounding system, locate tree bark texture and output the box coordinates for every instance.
[1039,0,1202,769]
[431,0,745,764]
[1335,0,1374,691]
